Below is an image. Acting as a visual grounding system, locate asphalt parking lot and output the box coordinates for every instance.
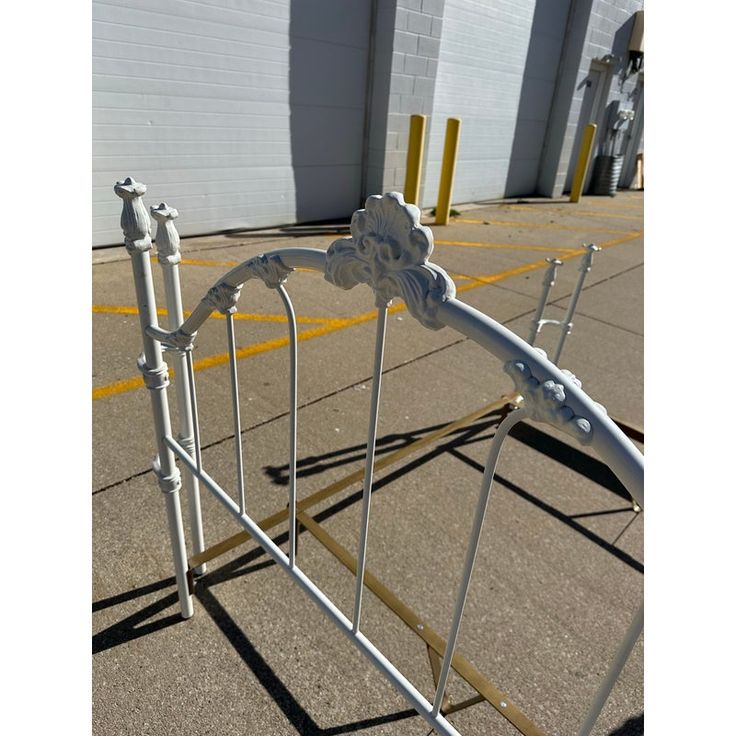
[92,190,643,736]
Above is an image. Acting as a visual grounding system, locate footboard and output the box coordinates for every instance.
[115,179,643,736]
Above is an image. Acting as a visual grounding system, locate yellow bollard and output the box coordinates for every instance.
[569,123,597,203]
[435,117,461,225]
[403,114,427,206]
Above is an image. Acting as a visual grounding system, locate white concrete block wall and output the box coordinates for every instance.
[93,0,370,246]
[93,0,643,246]
[365,0,445,197]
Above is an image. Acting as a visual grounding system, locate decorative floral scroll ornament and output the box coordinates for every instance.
[114,177,152,254]
[204,281,243,314]
[241,253,292,288]
[325,192,455,330]
[150,203,181,265]
[503,360,605,445]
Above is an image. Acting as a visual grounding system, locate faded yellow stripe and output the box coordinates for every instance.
[579,200,643,211]
[180,258,318,274]
[92,304,339,325]
[180,258,239,267]
[93,375,147,400]
[435,239,578,254]
[92,310,379,400]
[507,204,642,222]
[452,217,635,235]
[93,230,641,401]
[453,231,641,292]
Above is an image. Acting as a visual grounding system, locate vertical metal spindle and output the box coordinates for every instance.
[528,258,563,346]
[114,177,193,619]
[577,602,643,736]
[352,305,389,633]
[151,202,207,574]
[225,312,246,514]
[553,244,600,364]
[276,285,299,566]
[432,408,528,715]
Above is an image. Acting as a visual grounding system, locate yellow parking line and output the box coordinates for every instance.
[92,311,377,401]
[435,239,578,254]
[579,200,643,211]
[93,230,641,401]
[506,205,642,222]
[452,217,635,235]
[92,305,339,325]
[181,257,239,267]
[181,258,317,274]
[453,231,641,292]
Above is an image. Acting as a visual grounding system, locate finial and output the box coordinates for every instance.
[579,243,601,272]
[543,257,563,287]
[151,202,181,265]
[113,177,151,254]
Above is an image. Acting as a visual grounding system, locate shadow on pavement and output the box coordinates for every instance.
[608,713,643,735]
[93,409,642,730]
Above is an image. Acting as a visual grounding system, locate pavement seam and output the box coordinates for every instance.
[545,262,645,337]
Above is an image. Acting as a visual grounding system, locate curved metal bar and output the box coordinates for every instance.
[276,284,299,567]
[145,245,642,511]
[432,408,529,715]
[435,298,644,510]
[147,249,328,343]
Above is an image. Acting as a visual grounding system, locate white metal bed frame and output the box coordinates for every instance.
[115,178,644,736]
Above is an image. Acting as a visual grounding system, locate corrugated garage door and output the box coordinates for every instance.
[422,0,570,206]
[93,0,370,247]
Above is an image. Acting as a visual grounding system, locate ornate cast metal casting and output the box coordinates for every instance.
[325,192,455,328]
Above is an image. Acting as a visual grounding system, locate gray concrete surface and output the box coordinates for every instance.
[93,192,644,736]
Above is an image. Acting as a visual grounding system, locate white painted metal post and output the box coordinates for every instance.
[151,202,207,575]
[577,602,643,736]
[115,178,193,619]
[224,313,247,513]
[553,244,600,364]
[184,350,204,474]
[528,258,563,346]
[276,285,299,566]
[432,408,528,715]
[352,305,389,633]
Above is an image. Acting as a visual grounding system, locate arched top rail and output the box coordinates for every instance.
[139,190,643,510]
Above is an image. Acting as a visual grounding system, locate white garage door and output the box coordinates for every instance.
[93,0,370,246]
[423,0,570,206]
